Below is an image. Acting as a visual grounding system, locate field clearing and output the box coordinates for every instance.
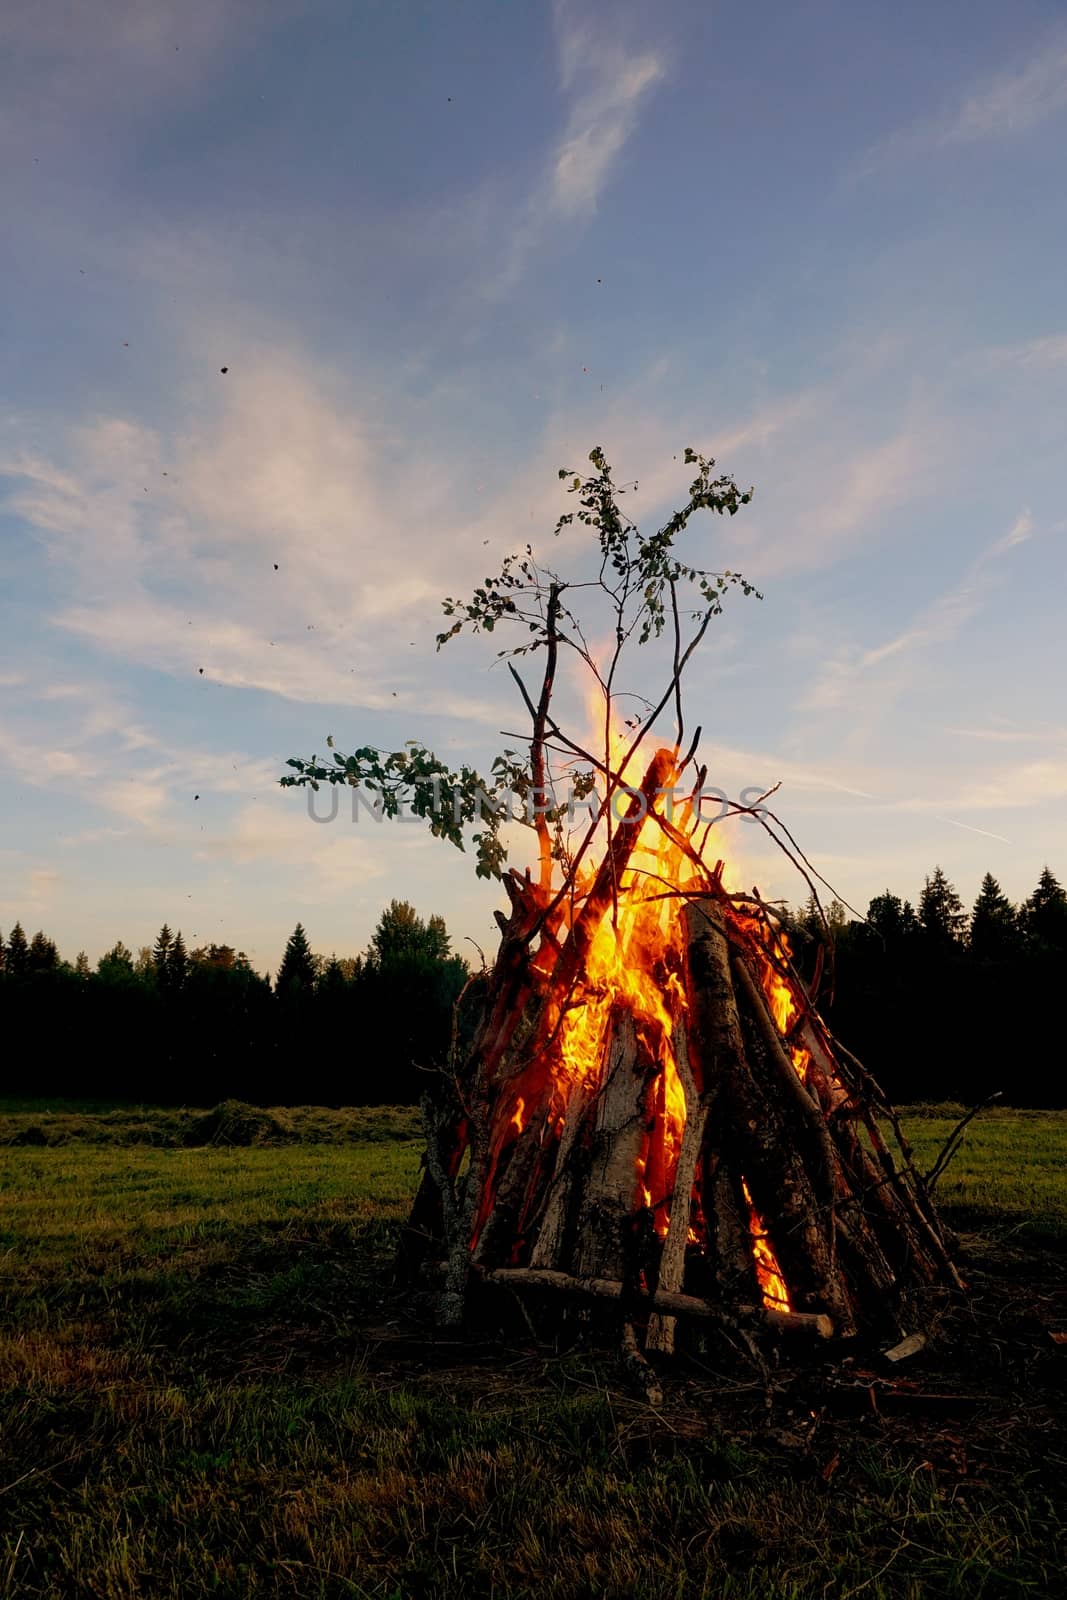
[1,1103,1065,1598]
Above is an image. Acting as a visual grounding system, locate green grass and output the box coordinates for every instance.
[1,1102,1065,1598]
[895,1106,1067,1248]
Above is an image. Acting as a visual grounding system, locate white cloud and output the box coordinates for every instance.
[196,802,388,898]
[551,51,665,215]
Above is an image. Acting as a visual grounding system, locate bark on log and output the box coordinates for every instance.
[573,1011,649,1282]
[481,1266,835,1339]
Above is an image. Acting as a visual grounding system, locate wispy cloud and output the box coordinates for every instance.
[982,333,1067,369]
[491,2,666,291]
[1,350,517,722]
[801,505,1035,716]
[856,27,1067,174]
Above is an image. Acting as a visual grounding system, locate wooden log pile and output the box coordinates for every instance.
[401,753,961,1357]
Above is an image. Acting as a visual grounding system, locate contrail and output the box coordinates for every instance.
[934,814,1013,845]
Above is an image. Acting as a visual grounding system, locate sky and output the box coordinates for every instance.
[1,0,1065,974]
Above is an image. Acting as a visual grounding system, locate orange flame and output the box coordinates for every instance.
[475,696,820,1313]
[554,742,689,1237]
[741,1179,791,1311]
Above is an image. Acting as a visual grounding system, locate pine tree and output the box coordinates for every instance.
[168,932,188,990]
[277,923,316,991]
[919,867,967,946]
[153,924,173,977]
[74,951,91,978]
[0,928,6,974]
[969,873,1018,961]
[28,931,59,972]
[5,922,29,977]
[1020,866,1067,953]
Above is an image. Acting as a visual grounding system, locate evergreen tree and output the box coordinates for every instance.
[0,928,5,974]
[1020,866,1067,954]
[28,931,59,972]
[5,922,29,977]
[74,951,91,978]
[153,924,173,977]
[317,955,349,993]
[277,923,316,990]
[969,873,1018,961]
[168,931,188,990]
[919,867,967,946]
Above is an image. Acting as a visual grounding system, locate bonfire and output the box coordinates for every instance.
[284,447,961,1366]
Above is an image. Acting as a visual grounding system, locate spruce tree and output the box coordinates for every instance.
[277,923,316,990]
[168,932,188,990]
[74,951,91,978]
[1021,866,1067,953]
[318,955,349,993]
[919,867,967,946]
[5,922,29,976]
[0,928,5,974]
[969,873,1018,961]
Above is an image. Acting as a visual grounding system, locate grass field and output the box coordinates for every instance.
[1,1102,1065,1598]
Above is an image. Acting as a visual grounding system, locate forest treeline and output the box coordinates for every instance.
[2,865,1066,1106]
[0,901,469,1107]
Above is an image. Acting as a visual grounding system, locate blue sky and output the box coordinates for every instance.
[2,0,1065,972]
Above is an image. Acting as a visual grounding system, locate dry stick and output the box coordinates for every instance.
[621,1320,664,1406]
[828,1034,950,1239]
[925,1092,1003,1190]
[819,1028,952,1249]
[480,1267,834,1339]
[527,582,561,894]
[854,1107,964,1289]
[670,578,685,749]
